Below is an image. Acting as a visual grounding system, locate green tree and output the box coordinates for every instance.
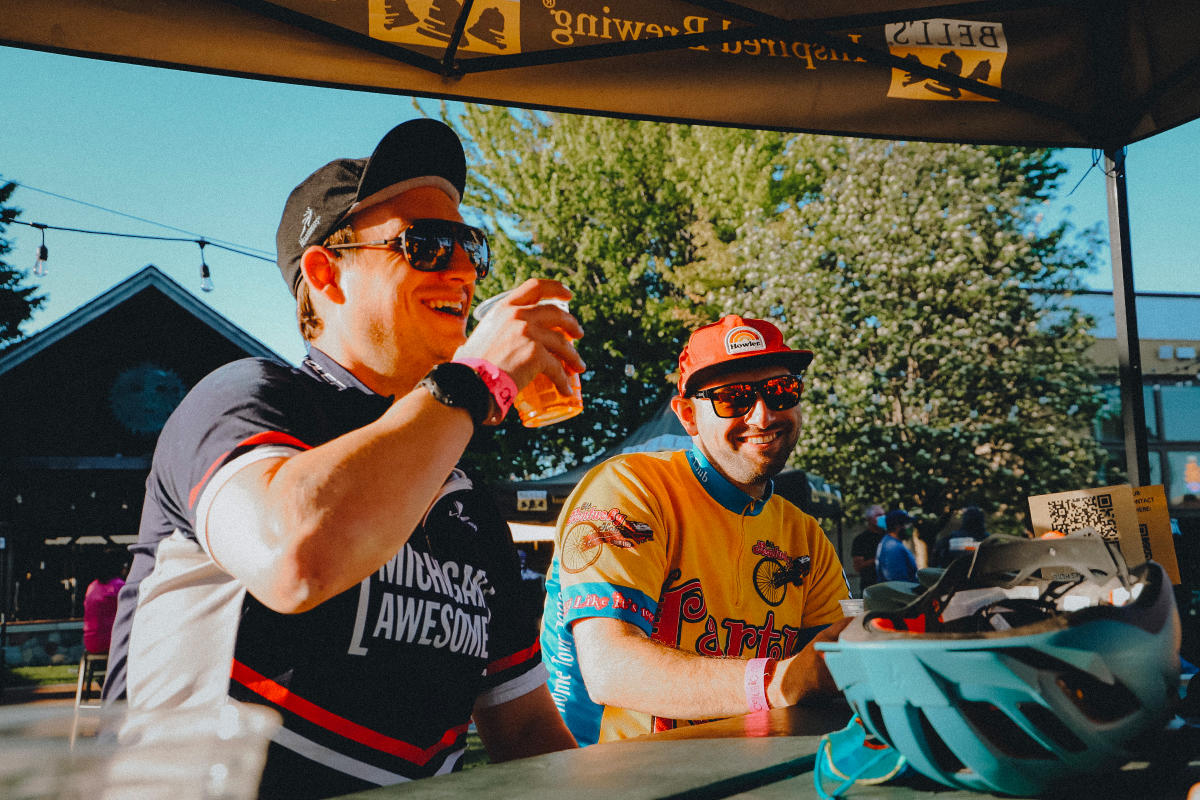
[703,139,1106,533]
[451,107,799,477]
[0,182,46,350]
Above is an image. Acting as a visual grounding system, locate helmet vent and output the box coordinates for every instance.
[1018,702,1086,753]
[863,702,893,748]
[1006,647,1140,723]
[961,700,1054,760]
[917,710,966,774]
[1054,671,1139,723]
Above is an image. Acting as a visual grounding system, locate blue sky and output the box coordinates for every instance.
[2,45,1198,364]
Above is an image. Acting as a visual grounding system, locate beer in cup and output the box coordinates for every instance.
[473,290,583,428]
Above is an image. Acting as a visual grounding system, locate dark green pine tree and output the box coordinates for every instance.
[0,182,47,351]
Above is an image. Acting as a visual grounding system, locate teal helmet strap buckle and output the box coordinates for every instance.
[813,715,909,799]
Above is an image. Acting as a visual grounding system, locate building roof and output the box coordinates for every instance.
[0,264,280,376]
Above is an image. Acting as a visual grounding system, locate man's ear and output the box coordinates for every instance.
[670,394,700,436]
[300,246,346,304]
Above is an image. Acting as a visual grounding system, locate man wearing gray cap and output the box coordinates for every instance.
[104,118,580,798]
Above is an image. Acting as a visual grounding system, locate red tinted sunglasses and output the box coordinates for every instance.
[690,374,804,418]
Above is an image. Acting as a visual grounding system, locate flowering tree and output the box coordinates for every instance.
[702,139,1106,533]
[453,107,795,477]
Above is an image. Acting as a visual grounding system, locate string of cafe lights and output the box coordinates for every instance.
[2,177,275,293]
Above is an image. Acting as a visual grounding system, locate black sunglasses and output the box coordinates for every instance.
[690,374,804,418]
[326,218,491,280]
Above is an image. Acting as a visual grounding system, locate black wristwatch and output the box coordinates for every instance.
[418,362,492,426]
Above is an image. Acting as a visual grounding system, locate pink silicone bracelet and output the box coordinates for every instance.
[452,357,517,422]
[745,657,775,712]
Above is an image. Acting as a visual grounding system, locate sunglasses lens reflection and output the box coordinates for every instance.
[763,377,802,409]
[710,388,753,417]
[704,376,803,418]
[401,221,491,278]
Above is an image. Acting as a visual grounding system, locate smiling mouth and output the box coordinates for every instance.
[425,299,466,318]
[743,431,780,445]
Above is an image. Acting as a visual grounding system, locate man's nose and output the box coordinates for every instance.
[442,244,477,282]
[743,394,772,426]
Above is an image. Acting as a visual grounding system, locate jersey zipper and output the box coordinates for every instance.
[734,498,756,607]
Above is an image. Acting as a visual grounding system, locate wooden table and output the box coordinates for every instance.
[341,702,1200,800]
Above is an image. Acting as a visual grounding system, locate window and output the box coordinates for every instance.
[1167,451,1200,506]
[1094,384,1157,443]
[1160,385,1200,441]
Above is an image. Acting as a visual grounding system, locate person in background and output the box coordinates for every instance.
[103,119,579,798]
[931,505,988,568]
[541,315,851,745]
[83,548,127,655]
[849,504,886,592]
[875,509,918,583]
[909,523,930,570]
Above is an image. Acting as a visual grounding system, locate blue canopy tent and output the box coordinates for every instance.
[494,401,844,547]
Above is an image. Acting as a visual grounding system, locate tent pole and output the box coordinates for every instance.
[1103,147,1151,487]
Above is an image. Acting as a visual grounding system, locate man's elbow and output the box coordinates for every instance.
[254,574,323,614]
[573,618,646,707]
[251,543,335,614]
[580,667,623,708]
[575,646,627,707]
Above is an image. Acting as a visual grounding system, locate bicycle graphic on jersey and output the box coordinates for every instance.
[751,540,811,607]
[560,513,654,573]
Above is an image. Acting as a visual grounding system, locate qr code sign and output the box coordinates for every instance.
[1046,493,1118,541]
[1137,523,1153,560]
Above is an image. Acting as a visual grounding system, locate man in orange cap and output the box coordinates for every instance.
[541,315,851,745]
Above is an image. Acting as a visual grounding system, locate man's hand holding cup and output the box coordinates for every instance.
[457,278,585,427]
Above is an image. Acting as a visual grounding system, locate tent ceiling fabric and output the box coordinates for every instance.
[4,0,1199,148]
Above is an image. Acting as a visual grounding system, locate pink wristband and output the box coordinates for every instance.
[745,657,775,712]
[453,358,517,423]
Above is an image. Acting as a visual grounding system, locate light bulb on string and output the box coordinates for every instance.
[32,223,48,277]
[198,239,214,292]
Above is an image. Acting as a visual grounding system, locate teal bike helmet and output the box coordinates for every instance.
[819,533,1180,797]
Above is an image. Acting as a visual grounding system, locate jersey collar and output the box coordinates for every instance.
[685,445,774,516]
[302,346,383,397]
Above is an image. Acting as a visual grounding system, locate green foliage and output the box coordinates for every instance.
[445,109,1105,530]
[703,139,1106,532]
[451,107,795,477]
[461,730,488,770]
[0,182,46,351]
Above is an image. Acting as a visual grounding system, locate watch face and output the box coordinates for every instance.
[108,362,187,436]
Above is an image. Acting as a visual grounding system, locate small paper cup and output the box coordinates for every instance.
[839,598,865,617]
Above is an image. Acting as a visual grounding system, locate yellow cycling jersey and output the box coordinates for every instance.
[541,446,849,745]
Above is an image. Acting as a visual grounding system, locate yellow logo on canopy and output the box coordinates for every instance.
[369,1,520,55]
[885,19,1006,102]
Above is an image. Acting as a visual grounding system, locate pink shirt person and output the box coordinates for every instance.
[83,575,125,654]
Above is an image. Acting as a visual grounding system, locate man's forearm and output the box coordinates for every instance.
[574,618,753,719]
[207,389,476,613]
[474,685,577,761]
[573,617,852,720]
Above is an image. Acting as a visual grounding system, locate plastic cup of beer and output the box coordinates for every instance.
[473,290,583,428]
[839,598,865,617]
